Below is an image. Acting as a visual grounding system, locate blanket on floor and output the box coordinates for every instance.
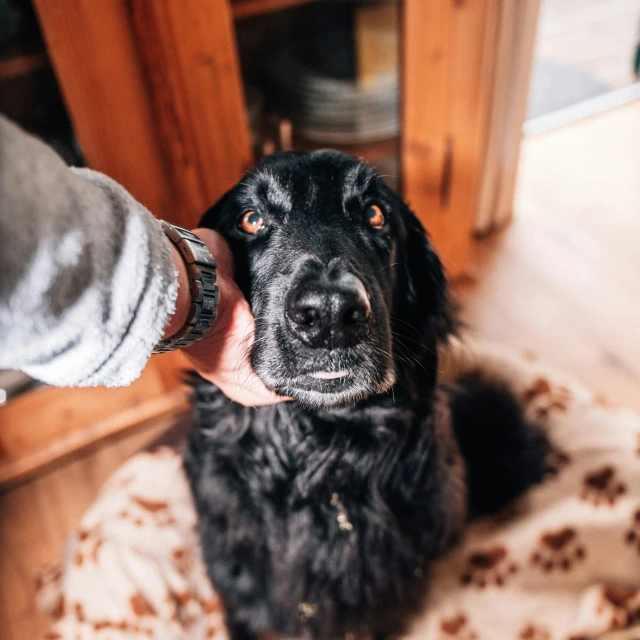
[39,340,640,640]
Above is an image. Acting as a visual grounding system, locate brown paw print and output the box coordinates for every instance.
[595,584,640,630]
[624,508,640,553]
[581,465,626,506]
[172,547,193,576]
[519,624,551,640]
[522,378,571,421]
[35,565,64,621]
[531,527,586,572]
[547,445,572,478]
[439,613,478,639]
[130,495,177,527]
[460,545,518,588]
[72,527,105,568]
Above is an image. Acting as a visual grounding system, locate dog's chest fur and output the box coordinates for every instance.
[185,384,466,640]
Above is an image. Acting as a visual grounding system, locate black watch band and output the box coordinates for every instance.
[153,221,219,354]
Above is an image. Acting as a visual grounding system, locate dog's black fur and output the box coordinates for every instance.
[185,151,548,640]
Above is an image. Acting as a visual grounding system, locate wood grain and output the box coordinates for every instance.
[31,0,175,219]
[130,0,253,226]
[401,0,498,277]
[0,387,188,487]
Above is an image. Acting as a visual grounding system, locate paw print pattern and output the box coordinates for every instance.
[522,377,571,421]
[519,624,551,640]
[595,584,640,631]
[531,527,586,572]
[547,445,572,479]
[580,465,626,506]
[460,545,518,588]
[624,508,640,553]
[439,613,478,639]
[72,527,105,568]
[130,496,177,527]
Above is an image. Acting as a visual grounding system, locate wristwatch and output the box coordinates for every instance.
[153,221,219,353]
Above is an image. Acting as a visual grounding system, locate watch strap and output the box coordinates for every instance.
[153,221,219,354]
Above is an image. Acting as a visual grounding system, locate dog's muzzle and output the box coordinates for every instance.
[285,270,371,349]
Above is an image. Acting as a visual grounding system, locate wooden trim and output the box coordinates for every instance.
[31,0,175,219]
[0,389,188,488]
[493,0,541,229]
[232,0,316,20]
[130,0,253,226]
[475,0,516,234]
[401,0,498,277]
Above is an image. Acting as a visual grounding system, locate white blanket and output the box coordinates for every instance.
[39,340,640,640]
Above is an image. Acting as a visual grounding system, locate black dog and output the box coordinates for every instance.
[185,151,548,640]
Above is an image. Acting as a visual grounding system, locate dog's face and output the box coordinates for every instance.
[201,151,450,408]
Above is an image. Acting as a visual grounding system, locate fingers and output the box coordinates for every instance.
[215,378,289,407]
[183,228,291,407]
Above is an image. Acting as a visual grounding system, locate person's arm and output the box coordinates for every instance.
[0,116,283,404]
[0,116,177,386]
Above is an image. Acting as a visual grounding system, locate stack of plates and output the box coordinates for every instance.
[264,44,399,144]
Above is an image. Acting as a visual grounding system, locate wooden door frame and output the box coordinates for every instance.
[401,0,499,278]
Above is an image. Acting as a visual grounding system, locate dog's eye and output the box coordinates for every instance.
[240,211,264,234]
[364,204,385,229]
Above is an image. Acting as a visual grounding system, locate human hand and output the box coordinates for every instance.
[164,228,289,406]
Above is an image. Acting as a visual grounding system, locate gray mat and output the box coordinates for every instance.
[527,58,612,119]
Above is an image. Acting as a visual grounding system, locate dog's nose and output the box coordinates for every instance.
[286,273,371,349]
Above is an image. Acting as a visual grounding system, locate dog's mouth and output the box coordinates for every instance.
[308,370,350,380]
[256,349,395,408]
[285,363,359,393]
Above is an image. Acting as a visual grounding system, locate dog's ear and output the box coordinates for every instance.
[199,187,235,229]
[401,205,456,342]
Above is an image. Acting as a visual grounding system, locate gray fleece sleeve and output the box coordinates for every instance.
[0,116,178,387]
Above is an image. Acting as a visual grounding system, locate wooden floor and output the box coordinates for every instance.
[456,99,640,412]
[536,0,640,89]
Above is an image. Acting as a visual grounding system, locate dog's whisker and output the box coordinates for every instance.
[377,261,401,273]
